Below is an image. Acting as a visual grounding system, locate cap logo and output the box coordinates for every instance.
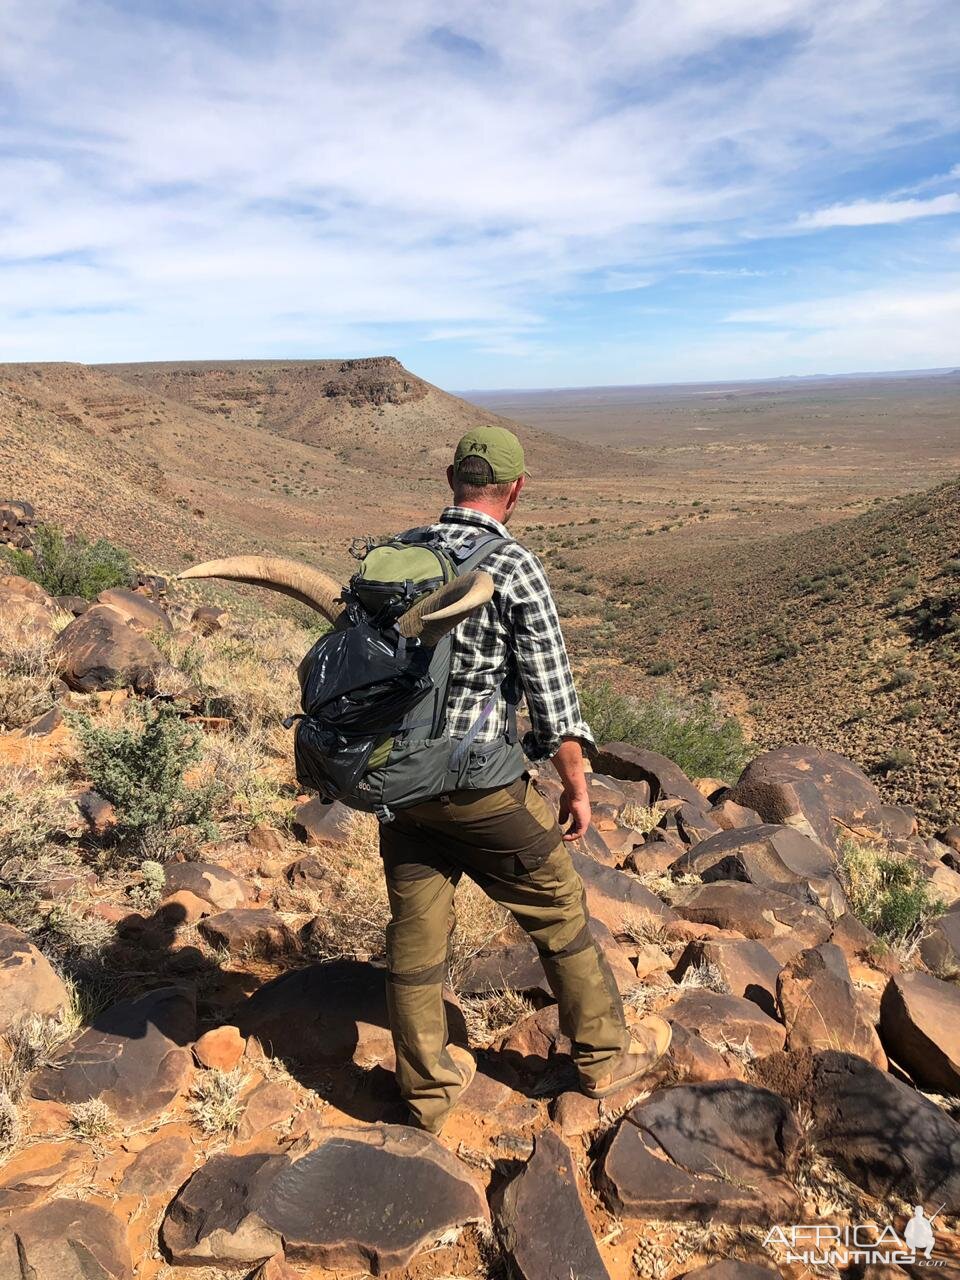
[469,442,488,454]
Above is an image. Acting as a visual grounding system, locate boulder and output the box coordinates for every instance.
[671,824,836,889]
[879,971,960,1092]
[460,918,635,997]
[53,604,165,693]
[727,745,883,852]
[198,909,297,957]
[0,1198,132,1280]
[772,1049,960,1207]
[97,586,173,633]
[31,986,195,1120]
[937,826,960,855]
[881,805,918,839]
[667,990,786,1058]
[284,855,330,891]
[0,923,70,1037]
[236,959,465,1069]
[597,1081,800,1223]
[672,938,781,1018]
[569,848,677,936]
[55,594,89,617]
[495,1128,610,1280]
[668,802,724,847]
[777,944,885,1066]
[673,882,832,963]
[919,908,960,975]
[191,604,227,634]
[593,743,705,806]
[162,861,253,911]
[292,797,355,846]
[161,1125,487,1269]
[666,1022,748,1084]
[710,798,763,831]
[194,1024,245,1071]
[119,1129,194,1197]
[573,823,622,867]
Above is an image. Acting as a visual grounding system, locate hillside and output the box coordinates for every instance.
[610,477,960,828]
[0,359,636,589]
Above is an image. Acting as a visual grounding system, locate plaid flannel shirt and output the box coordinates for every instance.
[425,506,595,762]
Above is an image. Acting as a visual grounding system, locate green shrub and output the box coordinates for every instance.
[840,838,943,946]
[646,658,676,677]
[579,682,752,780]
[6,523,133,600]
[73,705,219,852]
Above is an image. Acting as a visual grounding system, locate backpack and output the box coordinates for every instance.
[290,526,526,821]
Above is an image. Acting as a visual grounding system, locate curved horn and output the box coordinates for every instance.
[397,571,494,646]
[177,556,345,622]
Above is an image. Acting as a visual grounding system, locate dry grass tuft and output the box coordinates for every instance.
[189,1068,249,1135]
[69,1098,116,1139]
[620,801,665,835]
[460,989,534,1045]
[679,960,728,993]
[632,1223,772,1280]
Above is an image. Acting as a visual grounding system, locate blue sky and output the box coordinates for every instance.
[1,0,958,388]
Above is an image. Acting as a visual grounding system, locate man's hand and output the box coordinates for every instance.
[558,787,591,842]
[552,739,591,842]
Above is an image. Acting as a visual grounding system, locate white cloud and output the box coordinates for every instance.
[795,193,960,228]
[0,0,958,371]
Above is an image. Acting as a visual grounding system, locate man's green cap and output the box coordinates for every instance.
[453,426,529,484]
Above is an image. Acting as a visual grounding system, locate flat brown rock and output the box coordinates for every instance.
[674,881,831,963]
[495,1128,610,1280]
[667,989,786,1058]
[569,848,677,936]
[53,603,166,693]
[879,971,960,1092]
[236,958,465,1069]
[31,987,196,1121]
[672,823,835,887]
[292,797,355,846]
[198,908,297,957]
[727,745,883,852]
[161,1125,487,1270]
[593,743,704,806]
[0,923,69,1038]
[0,1197,132,1279]
[675,937,780,1016]
[97,586,173,633]
[119,1129,194,1197]
[766,1049,960,1207]
[162,860,253,911]
[598,1081,800,1223]
[778,944,885,1067]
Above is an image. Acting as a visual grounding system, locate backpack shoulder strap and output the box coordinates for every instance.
[453,530,510,574]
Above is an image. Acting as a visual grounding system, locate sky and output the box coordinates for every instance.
[1,0,958,389]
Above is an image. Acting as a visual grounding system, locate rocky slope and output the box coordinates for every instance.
[2,557,960,1278]
[612,476,960,830]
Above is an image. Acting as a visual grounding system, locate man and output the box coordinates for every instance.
[381,424,671,1133]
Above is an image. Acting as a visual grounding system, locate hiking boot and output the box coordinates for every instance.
[580,1016,672,1100]
[406,1044,477,1135]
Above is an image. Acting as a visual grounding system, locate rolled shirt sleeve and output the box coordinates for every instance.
[501,549,596,761]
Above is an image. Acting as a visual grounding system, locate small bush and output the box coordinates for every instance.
[7,523,133,600]
[876,746,915,774]
[840,838,943,947]
[73,704,219,852]
[646,658,676,677]
[579,682,752,780]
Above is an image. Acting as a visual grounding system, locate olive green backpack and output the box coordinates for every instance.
[293,526,524,821]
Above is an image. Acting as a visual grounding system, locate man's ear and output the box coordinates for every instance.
[446,464,456,492]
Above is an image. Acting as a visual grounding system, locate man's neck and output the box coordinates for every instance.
[452,500,510,525]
